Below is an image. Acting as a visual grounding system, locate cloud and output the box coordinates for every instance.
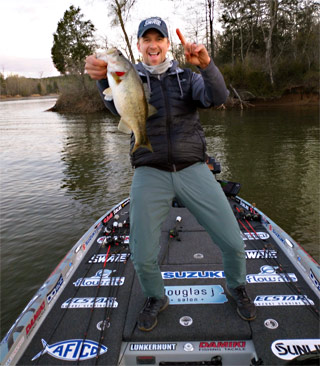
[0,55,59,78]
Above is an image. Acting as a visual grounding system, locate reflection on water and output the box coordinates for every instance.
[0,99,319,339]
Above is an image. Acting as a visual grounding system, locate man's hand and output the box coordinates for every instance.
[85,55,108,80]
[176,29,210,69]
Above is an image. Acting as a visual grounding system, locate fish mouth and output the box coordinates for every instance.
[106,47,118,55]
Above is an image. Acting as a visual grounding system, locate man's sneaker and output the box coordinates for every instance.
[138,295,169,331]
[226,285,257,321]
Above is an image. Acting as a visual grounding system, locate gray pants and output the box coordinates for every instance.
[129,162,246,299]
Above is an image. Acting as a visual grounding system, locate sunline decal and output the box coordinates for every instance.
[271,339,320,360]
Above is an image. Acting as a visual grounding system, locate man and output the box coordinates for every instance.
[85,17,256,332]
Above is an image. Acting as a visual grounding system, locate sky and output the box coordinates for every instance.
[0,0,196,79]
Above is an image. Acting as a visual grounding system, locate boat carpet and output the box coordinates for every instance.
[17,200,320,366]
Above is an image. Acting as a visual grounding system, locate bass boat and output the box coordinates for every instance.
[1,159,319,366]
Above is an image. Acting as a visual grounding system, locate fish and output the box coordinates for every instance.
[97,48,156,154]
[31,338,108,361]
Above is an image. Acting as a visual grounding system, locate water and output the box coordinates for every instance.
[0,98,319,339]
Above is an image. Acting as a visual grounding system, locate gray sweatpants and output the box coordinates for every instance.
[129,162,246,299]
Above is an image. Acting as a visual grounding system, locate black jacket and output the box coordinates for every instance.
[97,59,229,171]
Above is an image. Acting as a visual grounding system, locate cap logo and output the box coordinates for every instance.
[144,18,162,27]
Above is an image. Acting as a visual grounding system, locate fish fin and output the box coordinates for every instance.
[103,87,113,101]
[143,83,151,101]
[118,118,132,134]
[147,103,157,117]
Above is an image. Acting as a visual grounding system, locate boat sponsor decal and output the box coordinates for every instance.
[184,343,194,352]
[47,274,64,304]
[96,235,129,245]
[245,249,277,259]
[241,232,270,241]
[4,336,25,366]
[309,269,320,292]
[162,271,224,279]
[96,320,110,331]
[163,266,297,284]
[271,339,320,360]
[129,343,177,351]
[84,225,101,247]
[179,316,193,326]
[246,265,297,283]
[264,319,279,329]
[61,297,118,309]
[31,338,108,361]
[87,253,130,264]
[165,285,227,305]
[199,341,246,351]
[254,295,314,306]
[26,300,46,336]
[73,269,125,287]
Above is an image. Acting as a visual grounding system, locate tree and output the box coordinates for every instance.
[51,5,96,76]
[106,0,136,63]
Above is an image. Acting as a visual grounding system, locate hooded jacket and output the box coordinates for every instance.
[97,59,229,171]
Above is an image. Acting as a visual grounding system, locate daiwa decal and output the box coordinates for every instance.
[245,249,277,259]
[47,275,63,304]
[165,285,227,305]
[129,343,177,351]
[73,269,125,287]
[241,232,270,241]
[246,266,297,283]
[31,339,108,361]
[162,271,224,279]
[87,253,130,264]
[61,297,118,309]
[310,269,320,292]
[199,341,246,351]
[26,301,46,336]
[254,295,314,306]
[271,339,320,360]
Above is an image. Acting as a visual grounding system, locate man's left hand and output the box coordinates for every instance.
[176,29,211,69]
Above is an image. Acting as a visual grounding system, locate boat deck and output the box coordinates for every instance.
[8,196,320,365]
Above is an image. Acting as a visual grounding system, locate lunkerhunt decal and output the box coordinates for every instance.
[73,269,125,287]
[31,339,108,361]
[199,341,246,351]
[129,343,177,351]
[254,295,314,306]
[271,339,320,360]
[246,266,297,283]
[165,285,227,304]
[61,297,118,309]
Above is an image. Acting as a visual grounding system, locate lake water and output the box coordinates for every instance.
[0,98,319,339]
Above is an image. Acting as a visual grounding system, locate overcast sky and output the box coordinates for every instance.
[0,0,197,78]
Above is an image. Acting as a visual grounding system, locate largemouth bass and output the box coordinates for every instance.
[97,48,156,154]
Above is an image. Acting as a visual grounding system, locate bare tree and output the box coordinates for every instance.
[106,0,136,63]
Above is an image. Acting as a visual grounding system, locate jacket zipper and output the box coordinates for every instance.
[160,78,176,172]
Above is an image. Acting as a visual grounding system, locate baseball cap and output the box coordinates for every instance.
[137,17,169,38]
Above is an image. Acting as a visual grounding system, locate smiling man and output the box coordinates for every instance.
[85,16,256,332]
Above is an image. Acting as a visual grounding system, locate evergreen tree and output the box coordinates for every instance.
[51,5,96,76]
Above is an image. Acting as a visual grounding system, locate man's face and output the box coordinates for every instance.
[137,29,170,66]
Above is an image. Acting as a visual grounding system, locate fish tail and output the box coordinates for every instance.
[132,140,153,154]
